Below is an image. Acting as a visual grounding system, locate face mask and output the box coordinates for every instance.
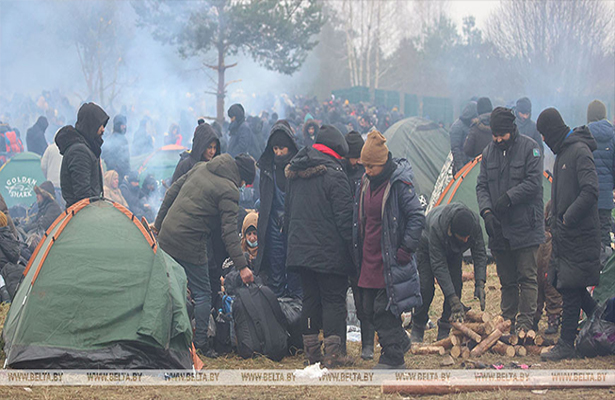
[247,240,258,248]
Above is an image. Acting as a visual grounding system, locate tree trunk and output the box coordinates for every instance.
[217,44,226,125]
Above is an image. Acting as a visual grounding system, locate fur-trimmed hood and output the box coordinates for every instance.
[285,146,342,180]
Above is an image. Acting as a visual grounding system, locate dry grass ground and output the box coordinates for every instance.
[0,263,613,399]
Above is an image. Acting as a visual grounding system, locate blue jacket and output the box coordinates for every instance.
[588,119,615,210]
[353,158,426,316]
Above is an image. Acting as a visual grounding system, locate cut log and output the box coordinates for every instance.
[432,335,460,350]
[452,323,486,336]
[525,345,543,356]
[534,335,544,346]
[450,345,462,358]
[541,346,554,355]
[515,345,527,357]
[465,310,492,323]
[493,318,510,334]
[500,334,518,346]
[537,336,557,347]
[451,322,482,343]
[411,346,446,355]
[526,330,536,345]
[491,341,516,357]
[518,329,526,343]
[461,347,471,359]
[470,328,503,358]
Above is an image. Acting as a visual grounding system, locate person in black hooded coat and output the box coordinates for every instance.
[537,108,600,361]
[227,104,256,158]
[285,125,354,368]
[55,102,109,208]
[254,120,300,298]
[26,116,49,156]
[171,123,220,184]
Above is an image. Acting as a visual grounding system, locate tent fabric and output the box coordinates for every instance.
[0,152,46,208]
[383,117,450,206]
[131,144,187,184]
[432,155,552,245]
[594,254,615,305]
[2,198,193,369]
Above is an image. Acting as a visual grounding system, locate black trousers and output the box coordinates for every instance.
[598,209,612,249]
[299,269,348,339]
[558,287,597,345]
[413,249,463,327]
[358,288,408,365]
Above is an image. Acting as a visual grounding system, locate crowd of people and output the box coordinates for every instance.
[0,93,612,369]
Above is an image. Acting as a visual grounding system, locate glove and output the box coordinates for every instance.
[494,193,511,217]
[483,212,501,238]
[449,295,465,322]
[474,280,486,311]
[396,247,413,265]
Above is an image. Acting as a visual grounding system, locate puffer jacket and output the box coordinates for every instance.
[155,154,247,270]
[588,119,615,210]
[476,129,545,251]
[171,123,221,184]
[55,103,108,208]
[353,158,426,316]
[450,102,477,174]
[549,126,600,289]
[284,146,354,276]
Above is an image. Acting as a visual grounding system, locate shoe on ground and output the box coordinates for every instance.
[541,341,575,361]
[373,362,406,369]
[361,345,374,360]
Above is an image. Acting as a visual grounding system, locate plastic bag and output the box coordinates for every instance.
[575,298,615,358]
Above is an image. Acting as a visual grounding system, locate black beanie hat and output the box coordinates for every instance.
[516,97,532,115]
[490,107,517,136]
[345,130,364,159]
[269,129,294,150]
[316,125,349,157]
[477,97,493,115]
[235,154,256,185]
[537,108,570,154]
[451,208,475,237]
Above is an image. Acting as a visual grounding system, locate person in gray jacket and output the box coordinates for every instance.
[476,107,544,334]
[411,203,487,342]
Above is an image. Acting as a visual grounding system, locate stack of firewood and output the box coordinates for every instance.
[410,310,557,358]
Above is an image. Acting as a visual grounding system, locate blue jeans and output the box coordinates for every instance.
[174,257,211,349]
[266,220,302,299]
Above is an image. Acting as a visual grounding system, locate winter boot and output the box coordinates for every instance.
[410,323,425,344]
[360,322,375,360]
[0,286,11,303]
[323,335,354,368]
[532,317,540,332]
[374,343,406,369]
[541,340,575,361]
[545,314,561,335]
[436,319,451,341]
[302,334,323,366]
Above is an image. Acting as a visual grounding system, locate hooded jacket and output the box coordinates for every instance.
[284,146,354,276]
[464,113,492,159]
[55,103,109,208]
[227,105,256,158]
[103,170,128,207]
[155,154,247,270]
[101,115,130,180]
[450,102,477,174]
[254,122,299,275]
[515,113,544,155]
[588,119,615,210]
[26,116,48,156]
[353,158,426,316]
[0,226,20,270]
[417,203,487,299]
[548,126,600,289]
[23,186,62,233]
[476,128,545,251]
[170,124,221,184]
[241,211,259,262]
[302,120,320,148]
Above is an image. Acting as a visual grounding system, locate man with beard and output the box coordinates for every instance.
[449,101,477,175]
[476,107,544,335]
[227,103,256,158]
[254,120,301,298]
[515,97,544,155]
[411,203,487,342]
[55,102,109,208]
[171,123,220,184]
[537,108,600,361]
[102,115,130,180]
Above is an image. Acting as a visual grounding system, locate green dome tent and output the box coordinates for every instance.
[0,152,46,208]
[131,144,187,184]
[383,117,450,205]
[2,198,194,369]
[433,155,553,244]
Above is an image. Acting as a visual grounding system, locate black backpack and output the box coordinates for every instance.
[232,283,289,361]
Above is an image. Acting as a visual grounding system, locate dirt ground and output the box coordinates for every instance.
[0,263,613,399]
